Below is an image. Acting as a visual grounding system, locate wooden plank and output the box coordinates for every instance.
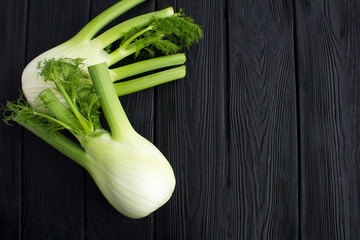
[85,1,155,239]
[21,0,89,239]
[155,0,227,239]
[227,0,298,239]
[294,0,360,238]
[0,0,27,238]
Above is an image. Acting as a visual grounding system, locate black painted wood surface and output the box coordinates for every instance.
[0,0,359,239]
[294,0,360,239]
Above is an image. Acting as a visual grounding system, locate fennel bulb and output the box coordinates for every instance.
[83,131,175,218]
[6,60,176,219]
[22,0,202,108]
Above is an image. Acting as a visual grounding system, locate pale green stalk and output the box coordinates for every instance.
[96,7,174,47]
[39,89,83,131]
[112,53,186,81]
[13,112,89,168]
[108,47,137,66]
[114,65,186,96]
[72,0,146,43]
[88,63,134,142]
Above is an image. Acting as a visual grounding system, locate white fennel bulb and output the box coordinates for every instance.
[21,0,203,107]
[83,131,175,218]
[6,59,176,218]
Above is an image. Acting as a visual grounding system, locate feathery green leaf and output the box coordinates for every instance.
[118,10,202,59]
[37,58,101,131]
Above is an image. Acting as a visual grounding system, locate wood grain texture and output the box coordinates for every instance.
[294,0,360,239]
[3,0,360,239]
[0,0,27,238]
[155,0,227,239]
[227,0,298,239]
[84,1,156,239]
[21,0,89,239]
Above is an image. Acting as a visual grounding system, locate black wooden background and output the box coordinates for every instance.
[1,0,359,239]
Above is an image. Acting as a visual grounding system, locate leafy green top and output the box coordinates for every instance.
[37,58,101,131]
[4,58,101,137]
[119,10,203,59]
[4,93,67,133]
